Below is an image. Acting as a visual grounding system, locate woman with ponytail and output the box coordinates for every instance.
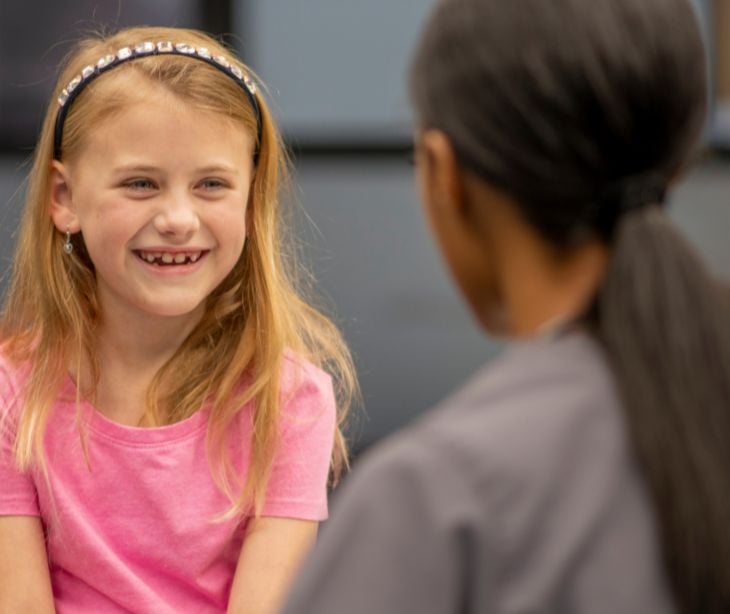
[282,0,729,612]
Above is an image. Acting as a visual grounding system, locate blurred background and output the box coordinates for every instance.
[0,0,728,455]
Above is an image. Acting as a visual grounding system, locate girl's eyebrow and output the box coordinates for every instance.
[195,164,238,175]
[111,164,161,174]
[110,163,239,175]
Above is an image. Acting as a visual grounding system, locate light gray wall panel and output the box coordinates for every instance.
[235,0,436,143]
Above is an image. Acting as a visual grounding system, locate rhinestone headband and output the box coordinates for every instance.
[53,41,262,161]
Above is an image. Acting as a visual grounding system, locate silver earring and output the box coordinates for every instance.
[63,229,73,255]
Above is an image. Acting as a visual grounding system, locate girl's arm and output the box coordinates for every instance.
[0,515,55,613]
[226,517,318,614]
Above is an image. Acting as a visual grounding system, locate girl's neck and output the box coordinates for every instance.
[95,311,199,375]
[85,302,204,425]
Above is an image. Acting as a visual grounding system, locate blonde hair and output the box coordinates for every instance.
[0,26,357,517]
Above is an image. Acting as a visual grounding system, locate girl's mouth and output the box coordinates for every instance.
[133,250,208,266]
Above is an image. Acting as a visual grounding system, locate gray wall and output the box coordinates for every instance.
[4,155,727,451]
[236,0,435,144]
[288,156,730,450]
[289,156,501,448]
[0,157,26,284]
[235,0,727,147]
[0,1,728,453]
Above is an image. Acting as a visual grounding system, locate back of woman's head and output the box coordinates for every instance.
[411,1,730,612]
[411,0,706,243]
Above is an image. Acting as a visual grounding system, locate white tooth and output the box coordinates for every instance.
[161,253,174,264]
[174,253,186,264]
[189,252,200,262]
[144,253,156,263]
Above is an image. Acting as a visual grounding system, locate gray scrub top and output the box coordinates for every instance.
[282,331,675,614]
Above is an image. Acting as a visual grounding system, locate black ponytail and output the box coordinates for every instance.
[597,207,730,612]
[410,0,730,610]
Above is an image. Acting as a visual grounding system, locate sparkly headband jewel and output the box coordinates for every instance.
[53,41,262,161]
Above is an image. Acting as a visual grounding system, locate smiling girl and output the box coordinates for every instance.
[0,27,355,614]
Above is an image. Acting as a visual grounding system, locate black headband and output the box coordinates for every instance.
[53,41,262,161]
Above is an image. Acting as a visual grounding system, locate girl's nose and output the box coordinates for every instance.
[153,196,201,240]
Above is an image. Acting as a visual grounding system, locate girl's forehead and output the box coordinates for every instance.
[75,60,239,113]
[74,94,254,171]
[66,72,253,157]
[81,68,180,106]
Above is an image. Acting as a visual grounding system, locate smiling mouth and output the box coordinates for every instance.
[134,250,208,266]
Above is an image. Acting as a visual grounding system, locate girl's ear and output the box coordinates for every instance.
[49,161,80,233]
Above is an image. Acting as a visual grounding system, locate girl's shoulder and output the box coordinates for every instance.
[0,350,33,428]
[281,350,333,396]
[278,351,335,425]
[0,350,30,407]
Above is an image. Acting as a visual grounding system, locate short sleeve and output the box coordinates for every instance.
[0,361,40,517]
[261,357,337,520]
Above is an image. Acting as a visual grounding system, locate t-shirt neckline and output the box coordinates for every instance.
[59,374,208,445]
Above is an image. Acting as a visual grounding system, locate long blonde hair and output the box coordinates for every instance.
[0,26,357,517]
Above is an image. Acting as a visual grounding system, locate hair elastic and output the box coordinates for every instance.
[603,174,668,215]
[53,41,262,161]
[592,173,668,237]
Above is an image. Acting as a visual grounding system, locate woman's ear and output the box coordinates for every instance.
[415,129,466,224]
[49,161,80,233]
[415,130,507,333]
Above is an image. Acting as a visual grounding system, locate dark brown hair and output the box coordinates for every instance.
[410,0,730,611]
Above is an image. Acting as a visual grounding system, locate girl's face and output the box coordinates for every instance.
[50,89,255,328]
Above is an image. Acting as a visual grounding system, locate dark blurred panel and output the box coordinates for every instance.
[288,154,730,454]
[0,0,210,154]
[288,154,501,452]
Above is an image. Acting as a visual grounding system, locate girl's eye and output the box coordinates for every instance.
[123,178,156,191]
[198,178,228,190]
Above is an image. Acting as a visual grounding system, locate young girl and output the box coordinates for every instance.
[0,26,355,614]
[282,0,730,613]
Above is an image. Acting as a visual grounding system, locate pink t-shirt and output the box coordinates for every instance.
[0,354,336,613]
